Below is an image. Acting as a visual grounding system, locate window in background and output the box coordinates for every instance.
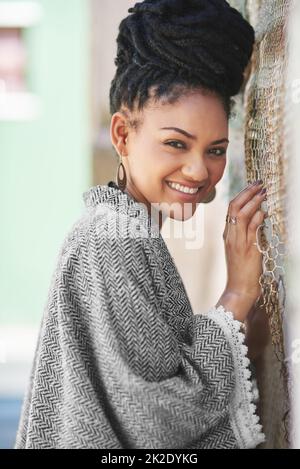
[0,1,42,120]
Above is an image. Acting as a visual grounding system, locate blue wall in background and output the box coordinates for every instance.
[0,398,22,449]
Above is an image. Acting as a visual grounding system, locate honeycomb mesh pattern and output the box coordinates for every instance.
[242,0,291,448]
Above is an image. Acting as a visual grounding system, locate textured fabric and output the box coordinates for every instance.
[15,181,265,449]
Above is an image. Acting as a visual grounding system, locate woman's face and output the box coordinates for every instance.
[110,89,229,226]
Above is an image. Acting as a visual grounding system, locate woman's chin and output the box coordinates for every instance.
[162,205,197,222]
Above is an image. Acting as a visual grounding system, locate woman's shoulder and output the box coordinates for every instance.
[51,182,192,340]
[59,182,160,263]
[52,182,170,299]
[81,181,158,241]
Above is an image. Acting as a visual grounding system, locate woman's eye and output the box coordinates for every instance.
[209,148,226,157]
[164,142,226,156]
[165,140,186,150]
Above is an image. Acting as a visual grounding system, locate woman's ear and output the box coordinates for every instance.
[110,112,129,157]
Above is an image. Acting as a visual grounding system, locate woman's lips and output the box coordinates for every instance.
[165,181,204,201]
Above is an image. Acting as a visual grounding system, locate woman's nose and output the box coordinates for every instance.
[182,158,209,181]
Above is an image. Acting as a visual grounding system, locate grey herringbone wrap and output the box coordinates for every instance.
[14,182,260,449]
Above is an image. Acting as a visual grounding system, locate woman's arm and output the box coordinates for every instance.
[244,297,271,361]
[216,291,271,361]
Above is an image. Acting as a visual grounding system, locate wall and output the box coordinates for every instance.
[0,0,90,448]
[0,0,91,327]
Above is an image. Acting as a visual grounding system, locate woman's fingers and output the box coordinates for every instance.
[228,182,265,215]
[223,181,265,242]
[239,189,266,220]
[234,189,267,249]
[247,209,266,246]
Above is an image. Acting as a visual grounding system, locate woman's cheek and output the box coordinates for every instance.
[209,160,227,184]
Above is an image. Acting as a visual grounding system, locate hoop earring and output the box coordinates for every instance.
[116,155,127,191]
[202,187,216,203]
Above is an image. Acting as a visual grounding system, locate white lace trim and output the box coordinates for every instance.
[206,305,266,449]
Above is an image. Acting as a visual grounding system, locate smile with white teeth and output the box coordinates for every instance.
[167,181,201,194]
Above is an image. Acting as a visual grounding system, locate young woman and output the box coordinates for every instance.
[15,0,268,449]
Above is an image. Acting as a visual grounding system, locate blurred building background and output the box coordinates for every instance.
[0,0,249,448]
[0,0,91,448]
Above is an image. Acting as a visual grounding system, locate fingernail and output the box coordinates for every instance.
[259,187,267,194]
[255,179,263,185]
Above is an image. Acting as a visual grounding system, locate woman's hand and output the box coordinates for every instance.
[216,181,268,323]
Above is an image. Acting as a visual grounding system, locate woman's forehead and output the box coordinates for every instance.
[142,94,228,128]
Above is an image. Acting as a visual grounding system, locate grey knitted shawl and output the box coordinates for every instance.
[15,181,265,449]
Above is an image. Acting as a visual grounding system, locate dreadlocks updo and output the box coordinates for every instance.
[109,0,255,131]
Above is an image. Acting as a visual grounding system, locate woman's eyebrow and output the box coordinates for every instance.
[160,127,229,145]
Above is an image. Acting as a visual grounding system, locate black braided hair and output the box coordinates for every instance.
[109,0,255,132]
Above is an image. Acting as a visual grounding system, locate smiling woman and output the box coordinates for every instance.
[14,0,268,450]
[111,90,230,222]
